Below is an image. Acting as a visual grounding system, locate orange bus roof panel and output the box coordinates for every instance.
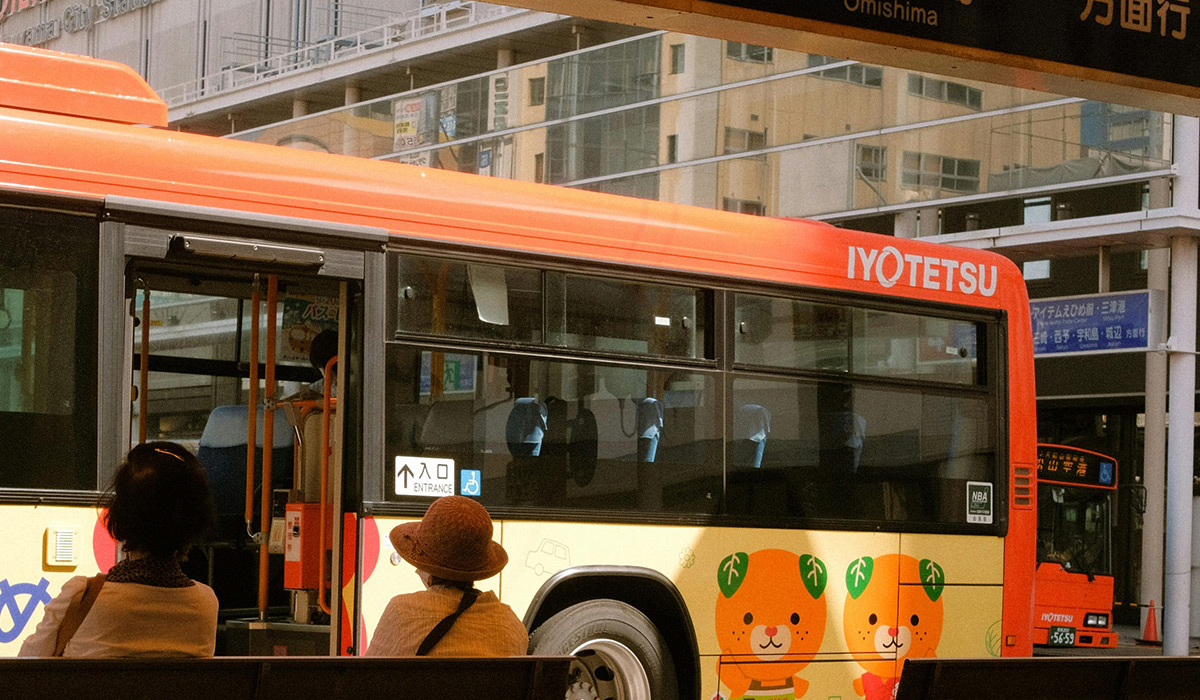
[0,44,166,127]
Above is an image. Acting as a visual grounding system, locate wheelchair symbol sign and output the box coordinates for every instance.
[460,469,481,497]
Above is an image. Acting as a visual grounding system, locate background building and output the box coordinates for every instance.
[3,0,1195,630]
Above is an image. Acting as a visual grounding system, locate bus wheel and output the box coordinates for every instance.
[529,599,678,700]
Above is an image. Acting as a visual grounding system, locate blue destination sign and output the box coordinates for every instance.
[1031,290,1162,357]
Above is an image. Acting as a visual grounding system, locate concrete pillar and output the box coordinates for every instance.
[1166,235,1197,654]
[894,210,918,238]
[916,206,939,237]
[497,47,516,69]
[1098,246,1110,293]
[292,98,309,119]
[1143,246,1169,638]
[1167,115,1200,655]
[342,83,362,157]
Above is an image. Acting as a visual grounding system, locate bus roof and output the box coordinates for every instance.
[0,48,1028,315]
[0,44,167,127]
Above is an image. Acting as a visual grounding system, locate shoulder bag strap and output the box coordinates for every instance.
[415,588,481,657]
[53,574,106,657]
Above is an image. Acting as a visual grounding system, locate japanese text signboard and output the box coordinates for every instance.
[1030,290,1164,357]
[698,0,1199,90]
[501,0,1200,114]
[1037,444,1118,489]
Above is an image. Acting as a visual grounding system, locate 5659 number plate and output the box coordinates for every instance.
[1048,625,1077,647]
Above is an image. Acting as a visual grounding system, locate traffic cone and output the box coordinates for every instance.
[1140,600,1160,645]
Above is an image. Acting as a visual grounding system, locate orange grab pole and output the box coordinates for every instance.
[245,278,260,531]
[318,355,337,616]
[138,282,150,444]
[258,275,278,620]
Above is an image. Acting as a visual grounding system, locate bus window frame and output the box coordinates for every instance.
[0,205,100,501]
[374,250,1010,538]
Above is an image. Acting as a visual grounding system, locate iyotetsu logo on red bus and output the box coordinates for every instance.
[847,245,998,297]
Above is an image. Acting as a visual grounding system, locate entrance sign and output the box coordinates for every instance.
[394,455,456,497]
[499,0,1200,116]
[1030,290,1164,357]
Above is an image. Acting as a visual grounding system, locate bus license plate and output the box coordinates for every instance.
[1048,625,1077,647]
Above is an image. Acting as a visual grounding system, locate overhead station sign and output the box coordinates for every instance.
[1030,290,1165,357]
[701,0,1197,89]
[499,0,1200,115]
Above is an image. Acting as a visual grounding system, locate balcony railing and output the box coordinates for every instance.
[158,2,526,108]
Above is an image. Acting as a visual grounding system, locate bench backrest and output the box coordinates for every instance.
[0,656,572,700]
[897,656,1200,700]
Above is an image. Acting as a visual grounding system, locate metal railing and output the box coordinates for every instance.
[158,2,526,108]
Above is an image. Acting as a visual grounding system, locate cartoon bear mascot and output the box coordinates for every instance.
[715,549,828,700]
[843,554,945,700]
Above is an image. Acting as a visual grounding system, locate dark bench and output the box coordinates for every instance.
[896,656,1200,700]
[0,656,572,700]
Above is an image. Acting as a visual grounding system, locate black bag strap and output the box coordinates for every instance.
[415,588,481,656]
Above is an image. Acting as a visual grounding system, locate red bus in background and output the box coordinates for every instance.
[1035,444,1119,648]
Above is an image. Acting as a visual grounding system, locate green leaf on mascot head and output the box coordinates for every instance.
[718,552,749,599]
[799,554,827,599]
[846,556,874,599]
[920,559,945,602]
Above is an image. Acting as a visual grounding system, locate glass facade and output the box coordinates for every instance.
[230,32,1171,223]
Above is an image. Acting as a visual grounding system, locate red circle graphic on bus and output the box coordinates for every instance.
[362,516,380,582]
[93,511,117,573]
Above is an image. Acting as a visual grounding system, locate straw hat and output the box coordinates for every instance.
[389,496,508,581]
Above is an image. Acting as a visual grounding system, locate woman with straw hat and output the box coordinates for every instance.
[366,496,527,657]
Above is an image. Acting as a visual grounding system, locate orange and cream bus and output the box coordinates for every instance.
[0,45,1036,698]
[1034,444,1118,649]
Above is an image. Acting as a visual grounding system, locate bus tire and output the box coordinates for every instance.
[529,598,678,700]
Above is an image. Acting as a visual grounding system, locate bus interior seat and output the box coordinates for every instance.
[196,404,295,542]
[391,403,431,453]
[636,397,663,463]
[420,400,474,455]
[733,403,770,468]
[506,397,547,457]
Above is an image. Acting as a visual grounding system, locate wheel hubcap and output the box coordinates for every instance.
[566,638,651,700]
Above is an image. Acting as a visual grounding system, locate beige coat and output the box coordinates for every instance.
[365,585,528,657]
[18,575,218,657]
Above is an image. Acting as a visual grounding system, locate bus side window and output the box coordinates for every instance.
[733,404,770,469]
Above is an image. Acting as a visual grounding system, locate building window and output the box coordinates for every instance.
[1023,196,1052,224]
[666,134,678,164]
[1022,260,1051,281]
[902,152,981,193]
[907,74,983,110]
[726,41,774,63]
[806,54,883,87]
[723,197,764,215]
[534,152,545,184]
[528,77,546,107]
[856,145,886,181]
[724,127,766,156]
[670,43,685,74]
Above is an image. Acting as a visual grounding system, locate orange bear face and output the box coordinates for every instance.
[842,554,945,681]
[715,549,828,698]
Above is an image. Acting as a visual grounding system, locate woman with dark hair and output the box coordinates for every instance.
[19,442,218,657]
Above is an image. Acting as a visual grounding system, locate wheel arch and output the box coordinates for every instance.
[522,565,700,700]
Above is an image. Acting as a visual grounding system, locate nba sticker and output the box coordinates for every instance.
[967,481,993,524]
